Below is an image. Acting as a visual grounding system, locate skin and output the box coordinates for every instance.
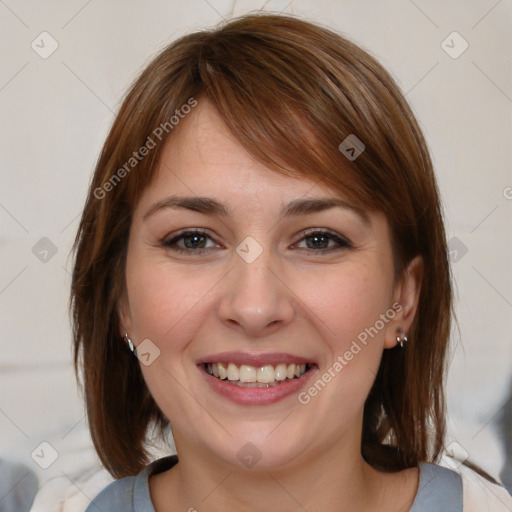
[119,99,424,512]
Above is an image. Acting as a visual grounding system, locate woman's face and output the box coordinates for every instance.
[120,100,421,471]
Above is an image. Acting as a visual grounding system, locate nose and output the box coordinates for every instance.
[217,246,295,338]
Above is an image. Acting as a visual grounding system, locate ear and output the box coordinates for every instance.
[383,255,424,349]
[117,291,133,339]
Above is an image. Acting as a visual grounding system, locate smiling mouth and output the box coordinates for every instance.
[203,362,314,387]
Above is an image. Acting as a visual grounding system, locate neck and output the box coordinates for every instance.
[150,429,405,512]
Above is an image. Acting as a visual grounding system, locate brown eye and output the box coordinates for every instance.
[162,229,221,254]
[293,229,352,253]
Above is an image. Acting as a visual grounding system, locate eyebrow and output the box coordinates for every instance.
[143,195,371,226]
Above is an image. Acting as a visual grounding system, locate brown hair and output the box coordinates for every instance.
[72,13,473,479]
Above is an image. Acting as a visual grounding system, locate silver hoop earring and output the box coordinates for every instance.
[396,328,408,348]
[124,333,137,356]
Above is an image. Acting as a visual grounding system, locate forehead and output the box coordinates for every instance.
[138,100,337,209]
[131,99,389,256]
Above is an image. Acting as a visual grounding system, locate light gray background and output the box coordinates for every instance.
[0,0,511,493]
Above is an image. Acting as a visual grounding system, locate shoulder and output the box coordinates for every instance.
[455,462,512,512]
[429,456,512,512]
[412,460,512,511]
[411,461,463,511]
[85,455,178,512]
[84,474,139,511]
[0,459,38,512]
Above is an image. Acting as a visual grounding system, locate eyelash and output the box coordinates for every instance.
[161,228,352,255]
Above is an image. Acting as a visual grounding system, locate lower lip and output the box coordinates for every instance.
[199,365,318,405]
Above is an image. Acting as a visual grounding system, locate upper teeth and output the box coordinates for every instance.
[206,362,308,383]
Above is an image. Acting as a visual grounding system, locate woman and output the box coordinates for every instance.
[71,13,512,511]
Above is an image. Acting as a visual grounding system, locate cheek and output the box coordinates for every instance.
[124,257,217,424]
[299,262,393,357]
[125,254,224,348]
[292,265,393,433]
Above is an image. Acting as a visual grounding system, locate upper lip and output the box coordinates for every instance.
[197,352,315,367]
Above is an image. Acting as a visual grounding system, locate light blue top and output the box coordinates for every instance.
[0,459,39,512]
[85,456,463,511]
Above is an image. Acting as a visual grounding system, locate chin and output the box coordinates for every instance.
[193,424,309,473]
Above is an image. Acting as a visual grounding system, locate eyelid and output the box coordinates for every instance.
[296,227,351,243]
[163,227,218,242]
